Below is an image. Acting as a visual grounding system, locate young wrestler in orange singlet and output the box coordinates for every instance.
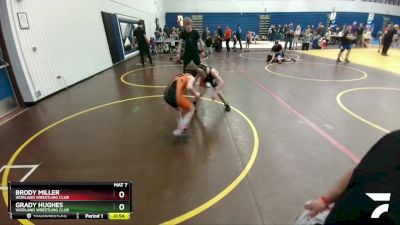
[164,62,200,136]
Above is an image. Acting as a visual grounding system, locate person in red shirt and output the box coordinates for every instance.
[225,26,232,51]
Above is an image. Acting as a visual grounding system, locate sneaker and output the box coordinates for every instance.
[224,103,231,112]
[345,59,350,63]
[172,128,187,137]
[336,59,341,62]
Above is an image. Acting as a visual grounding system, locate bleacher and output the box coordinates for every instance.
[362,0,400,5]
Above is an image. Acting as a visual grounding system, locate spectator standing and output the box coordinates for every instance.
[217,25,223,39]
[176,17,205,71]
[163,25,170,38]
[232,32,238,51]
[363,27,372,48]
[155,25,162,40]
[276,25,280,40]
[316,24,324,35]
[381,24,399,56]
[293,25,301,50]
[377,30,383,53]
[392,28,399,48]
[202,27,209,41]
[397,29,400,48]
[245,31,251,52]
[302,28,312,51]
[225,26,232,51]
[236,24,243,50]
[282,24,287,42]
[356,23,365,47]
[284,23,294,50]
[270,25,276,42]
[351,21,358,35]
[133,20,153,66]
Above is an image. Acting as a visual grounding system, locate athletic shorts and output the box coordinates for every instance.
[341,43,352,50]
[200,78,217,88]
[164,80,192,111]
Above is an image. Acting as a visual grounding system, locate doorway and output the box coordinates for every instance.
[0,17,22,118]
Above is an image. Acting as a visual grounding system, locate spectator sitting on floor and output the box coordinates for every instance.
[170,27,179,40]
[320,38,327,49]
[205,34,214,55]
[214,35,223,52]
[149,37,156,55]
[294,130,400,225]
[312,34,322,49]
[324,30,331,45]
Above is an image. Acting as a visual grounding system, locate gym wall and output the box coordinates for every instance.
[166,12,400,38]
[0,0,165,103]
[165,0,400,39]
[164,0,400,16]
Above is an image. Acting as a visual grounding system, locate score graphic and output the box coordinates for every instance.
[8,182,132,220]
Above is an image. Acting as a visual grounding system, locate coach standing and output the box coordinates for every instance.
[133,20,153,66]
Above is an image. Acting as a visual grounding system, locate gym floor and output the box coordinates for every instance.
[1,48,399,225]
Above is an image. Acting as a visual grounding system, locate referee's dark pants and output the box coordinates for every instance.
[139,48,152,66]
[237,36,243,50]
[183,55,201,73]
[226,38,231,51]
[382,38,392,55]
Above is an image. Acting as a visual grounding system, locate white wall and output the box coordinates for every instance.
[0,0,165,103]
[164,0,400,16]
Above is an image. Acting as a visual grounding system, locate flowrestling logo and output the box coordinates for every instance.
[366,193,391,219]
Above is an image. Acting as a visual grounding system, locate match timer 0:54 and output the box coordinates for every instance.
[8,182,133,220]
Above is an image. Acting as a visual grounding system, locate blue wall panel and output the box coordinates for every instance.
[269,12,328,29]
[335,12,369,27]
[390,15,400,25]
[0,68,14,100]
[166,13,260,39]
[373,14,384,37]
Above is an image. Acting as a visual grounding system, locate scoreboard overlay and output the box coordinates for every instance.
[8,182,132,220]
